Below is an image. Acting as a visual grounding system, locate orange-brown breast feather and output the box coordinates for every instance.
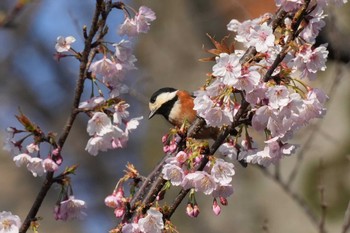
[177,90,197,125]
[177,90,220,140]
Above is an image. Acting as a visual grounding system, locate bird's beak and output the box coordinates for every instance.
[148,109,157,119]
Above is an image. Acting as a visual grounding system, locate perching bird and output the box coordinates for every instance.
[149,87,247,167]
[148,87,220,140]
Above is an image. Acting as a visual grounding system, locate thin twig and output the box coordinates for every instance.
[19,172,54,233]
[0,0,28,28]
[263,0,311,82]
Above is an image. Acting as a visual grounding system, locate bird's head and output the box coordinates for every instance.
[148,87,179,120]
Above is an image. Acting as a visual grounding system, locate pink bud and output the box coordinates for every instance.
[175,151,188,164]
[169,142,177,153]
[212,199,221,215]
[186,203,194,218]
[43,158,59,172]
[105,195,120,208]
[194,155,202,164]
[115,187,124,200]
[162,134,169,144]
[193,204,200,217]
[163,145,170,153]
[220,197,228,206]
[114,207,125,218]
[52,147,63,165]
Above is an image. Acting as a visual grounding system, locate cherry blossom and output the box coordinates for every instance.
[87,112,113,136]
[183,171,217,195]
[89,57,122,80]
[162,163,185,186]
[43,158,59,172]
[13,153,31,167]
[138,208,164,233]
[27,157,45,177]
[0,211,21,233]
[218,142,238,160]
[26,143,39,154]
[113,39,134,62]
[85,136,109,156]
[275,0,303,12]
[266,85,290,109]
[233,66,261,92]
[212,185,234,199]
[211,159,235,185]
[119,6,156,37]
[122,223,140,233]
[54,196,87,221]
[212,53,241,86]
[79,97,105,109]
[212,199,221,215]
[135,6,157,33]
[293,44,329,80]
[249,22,275,53]
[3,129,20,156]
[55,36,76,53]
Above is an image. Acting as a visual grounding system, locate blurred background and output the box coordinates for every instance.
[0,0,349,232]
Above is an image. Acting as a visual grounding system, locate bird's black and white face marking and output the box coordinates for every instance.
[149,87,179,120]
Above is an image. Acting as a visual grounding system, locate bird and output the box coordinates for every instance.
[148,87,220,140]
[148,87,247,167]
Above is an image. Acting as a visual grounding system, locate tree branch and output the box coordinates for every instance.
[19,1,109,232]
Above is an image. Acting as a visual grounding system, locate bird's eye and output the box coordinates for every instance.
[150,95,157,103]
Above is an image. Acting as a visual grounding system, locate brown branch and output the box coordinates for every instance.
[263,0,311,82]
[19,172,54,233]
[0,0,29,28]
[19,1,110,232]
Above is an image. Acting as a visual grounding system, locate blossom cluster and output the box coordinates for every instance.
[160,136,235,216]
[119,6,156,37]
[80,6,155,155]
[54,6,155,156]
[193,1,341,167]
[105,187,164,232]
[82,100,142,156]
[3,127,60,177]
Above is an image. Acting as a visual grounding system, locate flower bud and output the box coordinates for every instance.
[220,197,228,206]
[114,207,125,218]
[212,199,221,215]
[193,204,200,217]
[186,203,194,218]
